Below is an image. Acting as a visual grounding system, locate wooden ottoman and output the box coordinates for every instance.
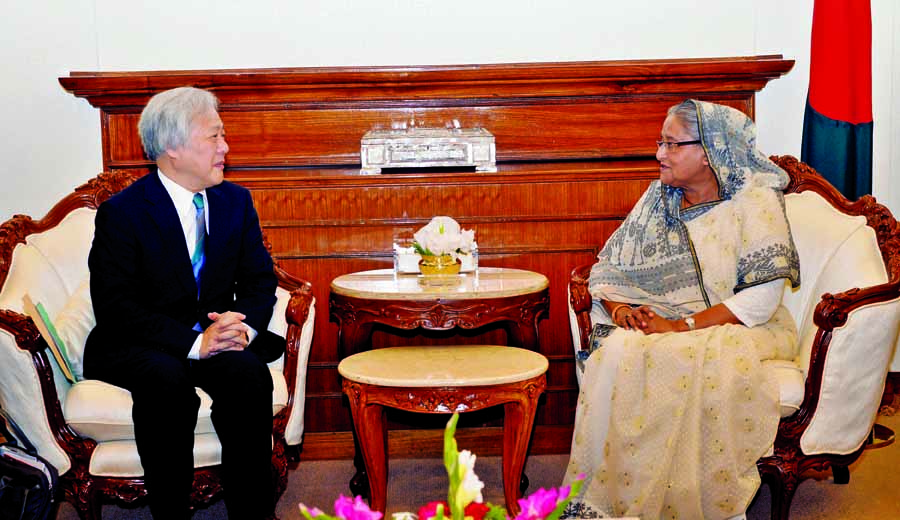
[338,345,549,515]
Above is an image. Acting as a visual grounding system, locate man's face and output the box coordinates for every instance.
[168,109,228,191]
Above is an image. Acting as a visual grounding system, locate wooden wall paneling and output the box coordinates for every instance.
[59,56,794,459]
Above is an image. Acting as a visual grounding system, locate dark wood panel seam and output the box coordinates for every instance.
[272,246,599,261]
[262,215,626,228]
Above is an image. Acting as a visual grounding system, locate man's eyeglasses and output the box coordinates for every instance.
[656,140,702,151]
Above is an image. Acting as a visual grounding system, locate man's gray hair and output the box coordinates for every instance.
[667,100,701,140]
[138,87,219,160]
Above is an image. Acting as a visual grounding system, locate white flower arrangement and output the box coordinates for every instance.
[412,217,476,260]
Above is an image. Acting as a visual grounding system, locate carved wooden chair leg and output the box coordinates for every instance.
[272,441,290,497]
[765,476,798,520]
[73,489,103,520]
[831,464,850,484]
[285,444,301,464]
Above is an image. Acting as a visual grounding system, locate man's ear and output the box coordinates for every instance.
[164,147,180,161]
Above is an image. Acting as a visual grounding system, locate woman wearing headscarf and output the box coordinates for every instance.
[564,100,801,520]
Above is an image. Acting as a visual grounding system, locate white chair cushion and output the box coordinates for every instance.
[89,433,223,478]
[0,243,68,316]
[53,277,93,381]
[25,208,95,296]
[782,192,868,343]
[763,359,805,418]
[284,297,315,446]
[64,367,288,442]
[265,286,291,372]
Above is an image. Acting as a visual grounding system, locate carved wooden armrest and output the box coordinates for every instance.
[278,277,314,420]
[570,263,594,352]
[0,309,95,459]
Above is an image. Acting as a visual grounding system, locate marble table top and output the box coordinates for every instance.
[330,267,549,301]
[337,345,548,387]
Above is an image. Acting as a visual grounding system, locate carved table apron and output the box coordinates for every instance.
[329,267,550,358]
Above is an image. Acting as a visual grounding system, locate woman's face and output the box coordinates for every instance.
[656,114,713,190]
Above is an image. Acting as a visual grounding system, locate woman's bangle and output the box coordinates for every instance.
[609,303,631,324]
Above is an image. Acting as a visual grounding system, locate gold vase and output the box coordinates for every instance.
[418,254,461,276]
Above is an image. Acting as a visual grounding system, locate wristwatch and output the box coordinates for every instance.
[684,316,696,331]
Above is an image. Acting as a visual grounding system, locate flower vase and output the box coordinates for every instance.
[418,254,461,276]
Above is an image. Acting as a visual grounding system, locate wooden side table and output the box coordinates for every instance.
[330,267,550,503]
[339,345,548,515]
[329,267,550,358]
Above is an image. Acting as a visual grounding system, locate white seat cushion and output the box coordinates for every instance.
[764,359,805,418]
[64,367,288,442]
[88,433,224,478]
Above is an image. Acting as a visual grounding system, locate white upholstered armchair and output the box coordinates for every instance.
[0,171,316,519]
[567,156,900,520]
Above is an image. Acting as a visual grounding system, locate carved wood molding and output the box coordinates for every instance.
[59,56,793,170]
[330,293,549,331]
[569,263,593,352]
[60,56,794,107]
[343,378,547,414]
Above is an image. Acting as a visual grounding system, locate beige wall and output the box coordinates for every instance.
[1,0,896,218]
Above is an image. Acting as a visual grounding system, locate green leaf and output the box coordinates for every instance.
[544,478,584,520]
[413,242,433,256]
[483,503,508,520]
[443,413,463,520]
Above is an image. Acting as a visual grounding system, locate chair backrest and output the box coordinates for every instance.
[0,173,141,473]
[773,156,900,455]
[0,209,105,474]
[781,191,890,374]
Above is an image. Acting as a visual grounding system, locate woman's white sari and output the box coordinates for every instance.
[564,101,800,520]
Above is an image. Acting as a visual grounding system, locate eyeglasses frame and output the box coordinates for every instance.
[655,139,702,151]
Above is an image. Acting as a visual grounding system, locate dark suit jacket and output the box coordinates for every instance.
[84,172,278,368]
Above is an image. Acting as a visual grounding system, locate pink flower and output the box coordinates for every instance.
[333,495,383,520]
[418,501,446,520]
[512,486,569,520]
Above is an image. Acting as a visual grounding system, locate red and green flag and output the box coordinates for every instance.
[801,0,873,200]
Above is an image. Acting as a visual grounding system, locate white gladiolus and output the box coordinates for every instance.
[454,450,484,506]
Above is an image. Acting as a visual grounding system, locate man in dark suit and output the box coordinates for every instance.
[84,87,283,519]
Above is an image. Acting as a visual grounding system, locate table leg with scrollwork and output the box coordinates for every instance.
[343,380,389,511]
[329,296,377,358]
[503,293,549,351]
[501,378,546,513]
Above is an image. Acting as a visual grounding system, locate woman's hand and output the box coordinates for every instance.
[613,305,650,331]
[631,306,683,334]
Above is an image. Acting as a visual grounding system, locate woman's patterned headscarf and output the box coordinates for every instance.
[589,100,800,318]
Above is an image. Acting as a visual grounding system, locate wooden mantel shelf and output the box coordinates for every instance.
[60,55,793,106]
